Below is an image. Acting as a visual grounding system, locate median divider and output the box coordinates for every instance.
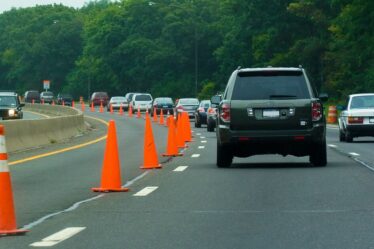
[0,104,86,153]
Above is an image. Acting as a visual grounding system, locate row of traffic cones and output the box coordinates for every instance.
[92,111,192,193]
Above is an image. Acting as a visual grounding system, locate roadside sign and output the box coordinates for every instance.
[43,80,50,90]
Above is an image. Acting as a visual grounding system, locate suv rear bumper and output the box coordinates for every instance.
[346,124,374,137]
[218,123,325,157]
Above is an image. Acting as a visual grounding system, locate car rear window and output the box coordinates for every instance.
[155,98,173,104]
[232,71,310,100]
[135,95,152,101]
[112,97,126,102]
[350,95,374,109]
[179,99,199,105]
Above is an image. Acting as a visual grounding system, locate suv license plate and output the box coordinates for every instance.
[370,118,374,123]
[263,109,279,118]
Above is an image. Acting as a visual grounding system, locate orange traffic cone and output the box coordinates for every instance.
[162,116,183,157]
[136,107,141,118]
[62,100,65,106]
[52,100,55,106]
[41,99,44,105]
[128,105,133,117]
[81,102,85,112]
[99,102,104,113]
[176,113,187,148]
[32,99,35,105]
[92,120,129,192]
[90,102,94,112]
[0,126,29,236]
[110,104,114,114]
[159,109,165,125]
[153,108,158,122]
[72,100,75,108]
[119,104,124,116]
[140,113,162,169]
[182,112,193,142]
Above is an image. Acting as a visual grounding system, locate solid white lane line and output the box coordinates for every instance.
[198,146,205,149]
[328,144,337,148]
[349,152,360,156]
[174,166,188,172]
[133,186,158,196]
[200,136,206,139]
[30,227,86,247]
[201,140,207,143]
[191,154,200,158]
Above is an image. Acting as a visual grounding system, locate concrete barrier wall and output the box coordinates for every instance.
[0,104,86,153]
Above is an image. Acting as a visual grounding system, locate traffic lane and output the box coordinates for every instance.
[7,112,169,231]
[23,110,49,120]
[327,126,374,167]
[6,127,374,248]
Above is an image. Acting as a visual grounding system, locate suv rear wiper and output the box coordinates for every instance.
[269,95,297,99]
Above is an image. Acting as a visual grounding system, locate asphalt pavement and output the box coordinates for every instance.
[1,110,374,248]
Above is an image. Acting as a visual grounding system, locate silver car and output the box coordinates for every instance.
[107,96,128,111]
[338,93,374,142]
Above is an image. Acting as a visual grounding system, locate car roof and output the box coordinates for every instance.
[349,93,374,97]
[0,92,17,96]
[238,67,302,72]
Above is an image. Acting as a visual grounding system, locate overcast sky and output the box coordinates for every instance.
[0,0,89,13]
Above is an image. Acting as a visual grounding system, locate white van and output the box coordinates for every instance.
[131,93,153,111]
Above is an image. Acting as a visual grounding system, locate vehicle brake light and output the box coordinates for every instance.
[348,116,364,124]
[198,107,205,113]
[220,103,230,122]
[311,102,322,121]
[208,108,216,114]
[177,106,185,111]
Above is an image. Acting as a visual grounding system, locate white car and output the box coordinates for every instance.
[131,93,153,112]
[338,93,374,142]
[107,96,128,111]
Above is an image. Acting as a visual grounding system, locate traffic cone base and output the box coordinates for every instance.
[162,152,183,157]
[140,164,162,169]
[92,187,129,193]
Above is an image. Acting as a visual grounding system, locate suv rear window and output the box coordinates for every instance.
[232,71,310,100]
[0,96,17,106]
[135,95,152,101]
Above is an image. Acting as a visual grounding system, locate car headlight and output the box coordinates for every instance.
[8,109,15,116]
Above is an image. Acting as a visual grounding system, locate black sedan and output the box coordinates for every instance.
[194,100,211,127]
[151,97,174,116]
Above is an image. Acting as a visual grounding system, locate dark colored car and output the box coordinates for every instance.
[207,106,218,132]
[175,98,199,118]
[151,97,174,116]
[213,67,328,168]
[56,93,73,106]
[40,91,54,104]
[24,90,40,103]
[194,100,211,127]
[0,92,24,120]
[90,92,109,107]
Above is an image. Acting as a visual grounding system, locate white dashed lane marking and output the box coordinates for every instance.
[196,133,201,136]
[201,141,207,143]
[349,152,360,157]
[328,144,337,148]
[174,166,188,172]
[191,154,200,158]
[198,146,205,149]
[30,227,86,247]
[200,136,206,139]
[133,186,158,196]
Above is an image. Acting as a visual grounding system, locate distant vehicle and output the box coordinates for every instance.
[194,100,211,127]
[131,93,153,111]
[151,97,174,116]
[24,90,40,103]
[40,91,54,104]
[213,67,328,167]
[175,98,199,118]
[107,96,128,111]
[338,93,374,142]
[56,93,73,106]
[0,92,24,120]
[206,96,220,132]
[90,92,109,107]
[124,92,139,104]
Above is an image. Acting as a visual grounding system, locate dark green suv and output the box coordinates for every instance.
[0,92,24,120]
[212,67,328,167]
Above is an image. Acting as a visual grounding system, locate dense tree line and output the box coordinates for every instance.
[0,0,372,100]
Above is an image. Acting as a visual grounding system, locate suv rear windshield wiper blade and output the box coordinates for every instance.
[269,95,297,99]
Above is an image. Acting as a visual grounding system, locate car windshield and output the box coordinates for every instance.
[179,99,199,105]
[350,95,374,109]
[232,70,310,100]
[111,97,126,102]
[0,96,17,106]
[135,95,152,101]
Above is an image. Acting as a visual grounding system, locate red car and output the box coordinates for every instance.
[90,92,109,107]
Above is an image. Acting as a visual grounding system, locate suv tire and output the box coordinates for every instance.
[309,140,327,167]
[195,117,201,128]
[207,121,214,132]
[345,131,353,143]
[216,142,233,168]
[339,129,345,142]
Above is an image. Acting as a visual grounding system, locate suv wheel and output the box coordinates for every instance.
[345,131,353,143]
[309,140,327,167]
[339,129,345,142]
[195,117,201,128]
[207,121,214,132]
[216,142,233,168]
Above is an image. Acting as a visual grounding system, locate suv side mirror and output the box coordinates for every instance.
[319,93,328,102]
[211,95,222,105]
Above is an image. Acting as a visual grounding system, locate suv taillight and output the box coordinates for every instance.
[177,106,184,111]
[348,116,364,124]
[311,102,322,121]
[198,107,205,113]
[220,103,230,122]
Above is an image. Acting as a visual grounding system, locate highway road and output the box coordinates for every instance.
[1,108,374,248]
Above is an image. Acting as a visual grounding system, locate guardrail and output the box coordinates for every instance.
[0,104,86,153]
